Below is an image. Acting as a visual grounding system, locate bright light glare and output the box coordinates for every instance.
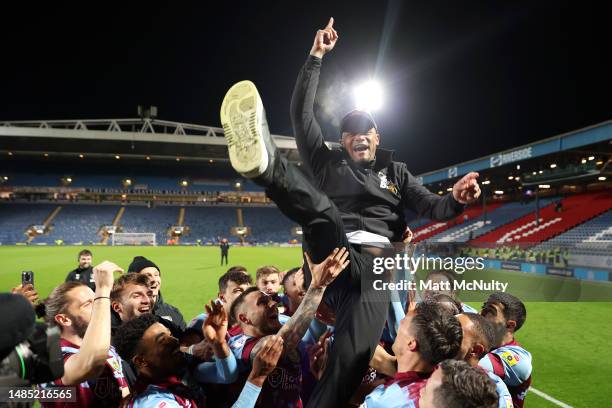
[354,81,383,112]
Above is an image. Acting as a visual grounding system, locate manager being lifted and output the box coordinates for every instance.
[291,17,482,242]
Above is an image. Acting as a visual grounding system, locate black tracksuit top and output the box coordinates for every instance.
[290,55,464,242]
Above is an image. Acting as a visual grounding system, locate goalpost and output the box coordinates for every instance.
[111,232,157,246]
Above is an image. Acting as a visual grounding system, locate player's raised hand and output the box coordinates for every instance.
[12,284,39,306]
[452,172,481,204]
[248,335,284,387]
[306,247,350,289]
[310,17,339,59]
[203,300,228,344]
[93,261,123,292]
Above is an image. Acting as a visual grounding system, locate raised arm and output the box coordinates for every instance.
[274,247,348,350]
[290,17,338,175]
[251,248,348,361]
[62,261,122,386]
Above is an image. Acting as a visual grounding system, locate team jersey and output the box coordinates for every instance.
[479,339,532,408]
[461,303,479,313]
[361,371,429,408]
[232,335,303,408]
[128,376,202,408]
[487,371,514,408]
[41,339,128,408]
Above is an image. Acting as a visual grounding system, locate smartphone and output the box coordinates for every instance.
[21,271,34,288]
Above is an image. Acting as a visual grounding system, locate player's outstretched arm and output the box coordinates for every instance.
[290,18,338,176]
[275,247,348,350]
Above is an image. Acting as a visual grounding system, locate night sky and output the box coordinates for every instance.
[1,1,610,174]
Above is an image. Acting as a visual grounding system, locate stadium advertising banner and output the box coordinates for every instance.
[546,267,574,277]
[500,261,522,271]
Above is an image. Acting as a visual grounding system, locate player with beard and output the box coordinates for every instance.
[65,249,96,291]
[41,261,129,407]
[480,293,532,408]
[457,313,514,408]
[229,248,348,407]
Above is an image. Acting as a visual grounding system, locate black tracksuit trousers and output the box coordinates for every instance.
[260,152,389,408]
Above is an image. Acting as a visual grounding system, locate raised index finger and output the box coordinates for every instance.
[325,17,334,29]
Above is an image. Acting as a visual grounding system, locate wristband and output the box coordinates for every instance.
[94,296,110,302]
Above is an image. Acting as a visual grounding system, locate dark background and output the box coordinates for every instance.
[1,0,610,174]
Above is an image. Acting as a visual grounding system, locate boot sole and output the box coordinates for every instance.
[220,80,269,178]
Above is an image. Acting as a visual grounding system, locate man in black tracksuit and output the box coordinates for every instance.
[220,18,480,408]
[65,249,96,291]
[290,19,481,408]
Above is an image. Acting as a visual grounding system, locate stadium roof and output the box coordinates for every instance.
[0,118,320,163]
[416,119,612,186]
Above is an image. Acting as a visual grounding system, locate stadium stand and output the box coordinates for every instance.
[0,203,57,244]
[33,205,117,245]
[412,203,503,242]
[532,209,612,255]
[120,206,178,244]
[242,207,298,243]
[472,191,612,247]
[431,198,558,243]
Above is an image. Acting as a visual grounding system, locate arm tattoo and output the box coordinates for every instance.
[277,286,325,350]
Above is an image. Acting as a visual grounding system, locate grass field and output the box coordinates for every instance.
[1,245,611,407]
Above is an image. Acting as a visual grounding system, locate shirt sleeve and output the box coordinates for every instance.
[362,383,415,408]
[479,347,532,387]
[231,381,262,408]
[290,55,332,177]
[399,164,464,221]
[192,353,238,384]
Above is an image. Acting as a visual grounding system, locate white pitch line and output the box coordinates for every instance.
[530,387,573,408]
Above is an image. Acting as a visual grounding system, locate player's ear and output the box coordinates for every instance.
[238,313,249,325]
[506,319,517,332]
[55,313,69,328]
[132,354,146,369]
[407,337,418,352]
[472,344,485,358]
[111,301,122,314]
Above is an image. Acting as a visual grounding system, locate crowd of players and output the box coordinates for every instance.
[10,247,532,407]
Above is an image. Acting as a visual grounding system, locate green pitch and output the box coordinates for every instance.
[1,246,611,408]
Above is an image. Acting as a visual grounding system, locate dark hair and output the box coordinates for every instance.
[484,292,527,332]
[78,249,92,258]
[256,265,280,281]
[218,270,252,293]
[412,301,463,366]
[111,273,151,303]
[463,313,496,356]
[434,360,498,408]
[113,313,158,362]
[229,286,260,323]
[227,265,247,274]
[428,293,462,315]
[44,282,87,326]
[281,267,301,286]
